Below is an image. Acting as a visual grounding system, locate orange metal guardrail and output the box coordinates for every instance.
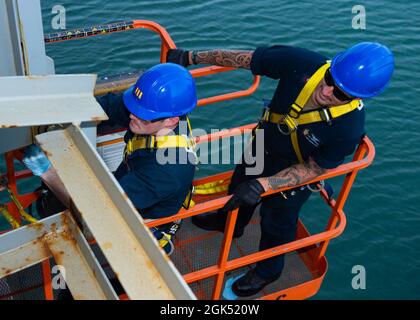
[1,128,375,300]
[44,20,261,107]
[145,134,375,300]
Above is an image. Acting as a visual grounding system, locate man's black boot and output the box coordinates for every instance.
[232,268,279,297]
[191,212,244,238]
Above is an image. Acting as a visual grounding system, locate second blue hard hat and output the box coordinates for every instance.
[331,42,394,98]
[123,63,197,120]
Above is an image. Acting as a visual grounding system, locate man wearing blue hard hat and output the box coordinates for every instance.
[25,63,198,255]
[99,63,197,222]
[167,42,394,297]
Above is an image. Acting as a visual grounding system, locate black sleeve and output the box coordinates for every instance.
[96,93,131,127]
[117,164,181,210]
[251,45,327,79]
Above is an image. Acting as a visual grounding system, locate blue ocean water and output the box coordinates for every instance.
[1,0,419,299]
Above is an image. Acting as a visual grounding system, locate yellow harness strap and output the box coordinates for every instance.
[291,131,304,164]
[8,189,38,223]
[262,62,363,164]
[125,117,196,156]
[125,118,198,209]
[262,100,361,127]
[126,135,191,155]
[194,180,229,194]
[292,64,331,116]
[0,204,20,229]
[182,189,195,209]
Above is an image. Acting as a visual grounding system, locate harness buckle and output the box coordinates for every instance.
[319,108,332,125]
[183,134,198,165]
[276,115,297,136]
[125,139,133,155]
[146,136,157,150]
[307,180,325,193]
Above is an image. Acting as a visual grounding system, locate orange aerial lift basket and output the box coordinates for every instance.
[0,20,375,300]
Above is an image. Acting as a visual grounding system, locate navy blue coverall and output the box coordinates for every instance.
[230,46,366,280]
[97,93,196,220]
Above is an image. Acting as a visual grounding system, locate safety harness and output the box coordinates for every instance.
[124,116,197,207]
[123,118,198,254]
[125,117,196,157]
[260,62,363,165]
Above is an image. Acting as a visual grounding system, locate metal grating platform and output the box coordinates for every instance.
[1,215,317,300]
[170,215,316,300]
[0,259,61,300]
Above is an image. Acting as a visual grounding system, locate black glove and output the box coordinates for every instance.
[166,49,190,67]
[221,180,265,212]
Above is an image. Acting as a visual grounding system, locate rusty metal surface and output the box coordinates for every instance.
[0,75,108,128]
[36,125,195,300]
[0,211,120,299]
[43,213,117,300]
[0,213,61,278]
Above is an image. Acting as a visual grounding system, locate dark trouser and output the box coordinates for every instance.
[221,133,312,280]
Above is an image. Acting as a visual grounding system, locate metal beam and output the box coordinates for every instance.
[0,211,118,300]
[43,213,118,300]
[0,0,97,152]
[0,74,107,129]
[0,0,23,76]
[0,213,60,278]
[36,125,196,300]
[16,0,55,75]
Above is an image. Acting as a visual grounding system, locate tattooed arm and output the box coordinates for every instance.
[189,50,254,69]
[257,157,327,192]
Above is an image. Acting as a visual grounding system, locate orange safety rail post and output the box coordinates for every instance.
[1,150,40,224]
[3,151,20,223]
[146,135,375,299]
[211,208,239,300]
[313,138,372,263]
[41,260,54,300]
[44,20,260,107]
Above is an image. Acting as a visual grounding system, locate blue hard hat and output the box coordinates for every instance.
[331,42,394,98]
[123,63,197,120]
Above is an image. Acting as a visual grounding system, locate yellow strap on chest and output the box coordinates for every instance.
[261,62,363,164]
[264,99,361,126]
[125,118,196,156]
[292,63,331,115]
[291,131,304,164]
[126,135,190,155]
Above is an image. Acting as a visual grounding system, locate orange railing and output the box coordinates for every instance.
[0,127,374,300]
[45,20,260,107]
[144,133,375,300]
